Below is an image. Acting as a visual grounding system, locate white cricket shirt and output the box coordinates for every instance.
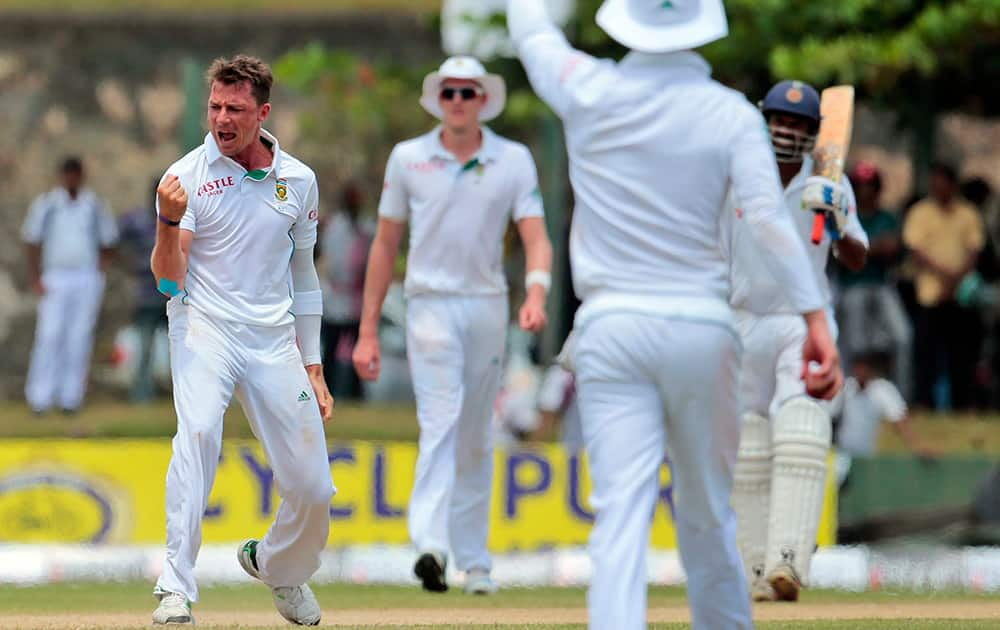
[724,155,869,315]
[21,188,119,273]
[378,126,544,297]
[509,2,824,327]
[159,130,319,327]
[837,377,907,456]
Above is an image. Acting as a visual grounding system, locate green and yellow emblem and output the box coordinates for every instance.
[275,178,288,202]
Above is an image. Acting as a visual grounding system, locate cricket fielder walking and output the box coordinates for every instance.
[508,2,843,628]
[725,81,868,603]
[353,56,553,595]
[150,56,335,626]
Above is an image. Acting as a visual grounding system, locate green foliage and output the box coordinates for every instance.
[274,43,432,193]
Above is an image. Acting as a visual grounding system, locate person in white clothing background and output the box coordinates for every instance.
[353,55,553,596]
[149,55,334,626]
[724,80,869,604]
[833,350,938,488]
[21,156,118,415]
[507,2,843,629]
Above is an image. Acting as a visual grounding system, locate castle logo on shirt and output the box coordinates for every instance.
[275,178,288,202]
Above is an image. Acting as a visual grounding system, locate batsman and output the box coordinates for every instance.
[724,80,869,602]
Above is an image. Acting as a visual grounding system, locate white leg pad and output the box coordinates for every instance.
[766,397,831,585]
[732,412,772,587]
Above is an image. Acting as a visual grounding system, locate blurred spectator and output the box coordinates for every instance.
[833,351,937,487]
[962,177,999,281]
[319,182,372,400]
[959,177,999,407]
[838,161,913,401]
[20,156,118,414]
[118,178,167,403]
[903,162,985,411]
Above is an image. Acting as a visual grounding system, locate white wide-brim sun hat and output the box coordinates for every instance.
[597,0,728,54]
[420,56,507,122]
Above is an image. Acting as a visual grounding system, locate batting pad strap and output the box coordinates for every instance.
[295,314,322,366]
[293,290,323,317]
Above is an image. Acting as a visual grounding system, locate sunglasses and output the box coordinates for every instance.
[440,87,482,101]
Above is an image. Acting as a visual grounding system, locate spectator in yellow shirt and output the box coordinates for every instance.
[903,162,985,411]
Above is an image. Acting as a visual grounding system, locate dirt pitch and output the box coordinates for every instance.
[3,600,1000,628]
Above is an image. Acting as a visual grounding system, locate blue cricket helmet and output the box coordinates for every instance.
[760,80,821,125]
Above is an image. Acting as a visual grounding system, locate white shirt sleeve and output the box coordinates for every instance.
[292,175,319,250]
[730,105,825,313]
[511,146,544,221]
[508,0,611,118]
[377,146,409,222]
[840,176,869,246]
[867,379,908,423]
[21,194,48,244]
[96,199,119,247]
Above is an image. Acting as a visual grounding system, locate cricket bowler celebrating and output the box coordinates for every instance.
[726,81,868,603]
[508,1,843,628]
[352,56,553,595]
[150,55,335,626]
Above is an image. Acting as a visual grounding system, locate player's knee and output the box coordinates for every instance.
[772,398,830,463]
[289,475,336,507]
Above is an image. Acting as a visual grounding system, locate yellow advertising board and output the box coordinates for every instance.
[0,440,837,548]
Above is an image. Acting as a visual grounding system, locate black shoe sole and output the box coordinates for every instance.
[414,553,448,593]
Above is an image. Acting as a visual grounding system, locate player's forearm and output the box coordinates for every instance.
[524,231,553,274]
[835,236,868,272]
[892,418,922,452]
[507,0,557,45]
[747,213,825,313]
[358,238,396,340]
[151,223,188,288]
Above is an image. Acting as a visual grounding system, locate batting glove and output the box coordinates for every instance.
[802,176,850,238]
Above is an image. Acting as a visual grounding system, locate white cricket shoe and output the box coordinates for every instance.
[271,584,322,626]
[464,568,499,595]
[237,538,322,626]
[152,591,193,625]
[751,576,777,602]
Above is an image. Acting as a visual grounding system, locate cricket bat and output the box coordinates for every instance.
[810,86,855,245]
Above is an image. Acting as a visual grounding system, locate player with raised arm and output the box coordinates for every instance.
[725,80,868,603]
[352,56,552,596]
[507,1,843,628]
[150,55,334,626]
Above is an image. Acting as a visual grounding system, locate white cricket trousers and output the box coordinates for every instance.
[405,293,507,572]
[156,300,336,602]
[25,268,105,412]
[574,313,752,630]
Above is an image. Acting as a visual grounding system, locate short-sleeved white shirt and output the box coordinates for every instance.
[723,155,869,315]
[837,377,907,456]
[21,188,118,273]
[378,126,544,297]
[160,130,319,327]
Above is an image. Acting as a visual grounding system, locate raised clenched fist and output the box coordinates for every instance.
[157,175,189,223]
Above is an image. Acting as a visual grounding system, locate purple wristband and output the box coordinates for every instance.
[158,214,182,227]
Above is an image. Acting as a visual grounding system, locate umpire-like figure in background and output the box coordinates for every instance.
[21,156,118,414]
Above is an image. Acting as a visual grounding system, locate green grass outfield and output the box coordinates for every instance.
[0,583,998,629]
[4,399,1000,454]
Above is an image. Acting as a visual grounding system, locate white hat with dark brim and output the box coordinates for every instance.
[596,0,728,54]
[420,56,507,122]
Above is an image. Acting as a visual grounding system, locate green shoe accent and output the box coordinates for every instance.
[242,540,259,571]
